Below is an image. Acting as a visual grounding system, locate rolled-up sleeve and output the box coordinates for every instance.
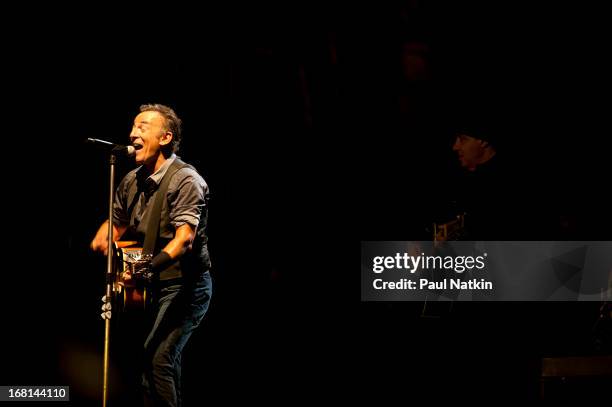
[168,168,209,229]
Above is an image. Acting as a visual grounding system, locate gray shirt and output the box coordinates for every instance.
[113,154,209,244]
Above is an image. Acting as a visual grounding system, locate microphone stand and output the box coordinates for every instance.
[102,150,121,407]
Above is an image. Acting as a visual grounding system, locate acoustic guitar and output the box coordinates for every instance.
[112,241,152,311]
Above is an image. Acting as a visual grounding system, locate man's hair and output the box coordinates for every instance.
[139,103,182,153]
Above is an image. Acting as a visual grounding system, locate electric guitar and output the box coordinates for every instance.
[432,212,467,242]
[420,211,467,318]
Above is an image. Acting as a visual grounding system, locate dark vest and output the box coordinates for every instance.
[125,158,211,281]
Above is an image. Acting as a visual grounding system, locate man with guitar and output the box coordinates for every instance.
[90,103,212,407]
[444,115,525,241]
[441,112,547,400]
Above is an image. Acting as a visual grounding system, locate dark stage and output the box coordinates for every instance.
[2,2,611,404]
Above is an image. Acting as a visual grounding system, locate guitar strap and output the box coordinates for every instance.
[142,158,193,256]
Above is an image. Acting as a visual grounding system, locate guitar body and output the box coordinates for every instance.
[420,212,467,318]
[113,241,150,311]
[433,212,467,242]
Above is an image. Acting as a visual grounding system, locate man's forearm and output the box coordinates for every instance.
[157,223,195,260]
[98,219,127,241]
[150,224,194,272]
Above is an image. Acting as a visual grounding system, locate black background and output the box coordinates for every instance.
[2,2,611,404]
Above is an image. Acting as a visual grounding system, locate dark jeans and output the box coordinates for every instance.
[142,271,212,407]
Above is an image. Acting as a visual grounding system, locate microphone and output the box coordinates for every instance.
[86,138,139,156]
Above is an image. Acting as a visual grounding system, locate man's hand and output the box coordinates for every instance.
[91,231,109,256]
[90,221,126,256]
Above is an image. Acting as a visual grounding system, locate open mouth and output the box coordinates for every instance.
[132,143,144,151]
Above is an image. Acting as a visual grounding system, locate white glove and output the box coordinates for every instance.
[101,295,112,320]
